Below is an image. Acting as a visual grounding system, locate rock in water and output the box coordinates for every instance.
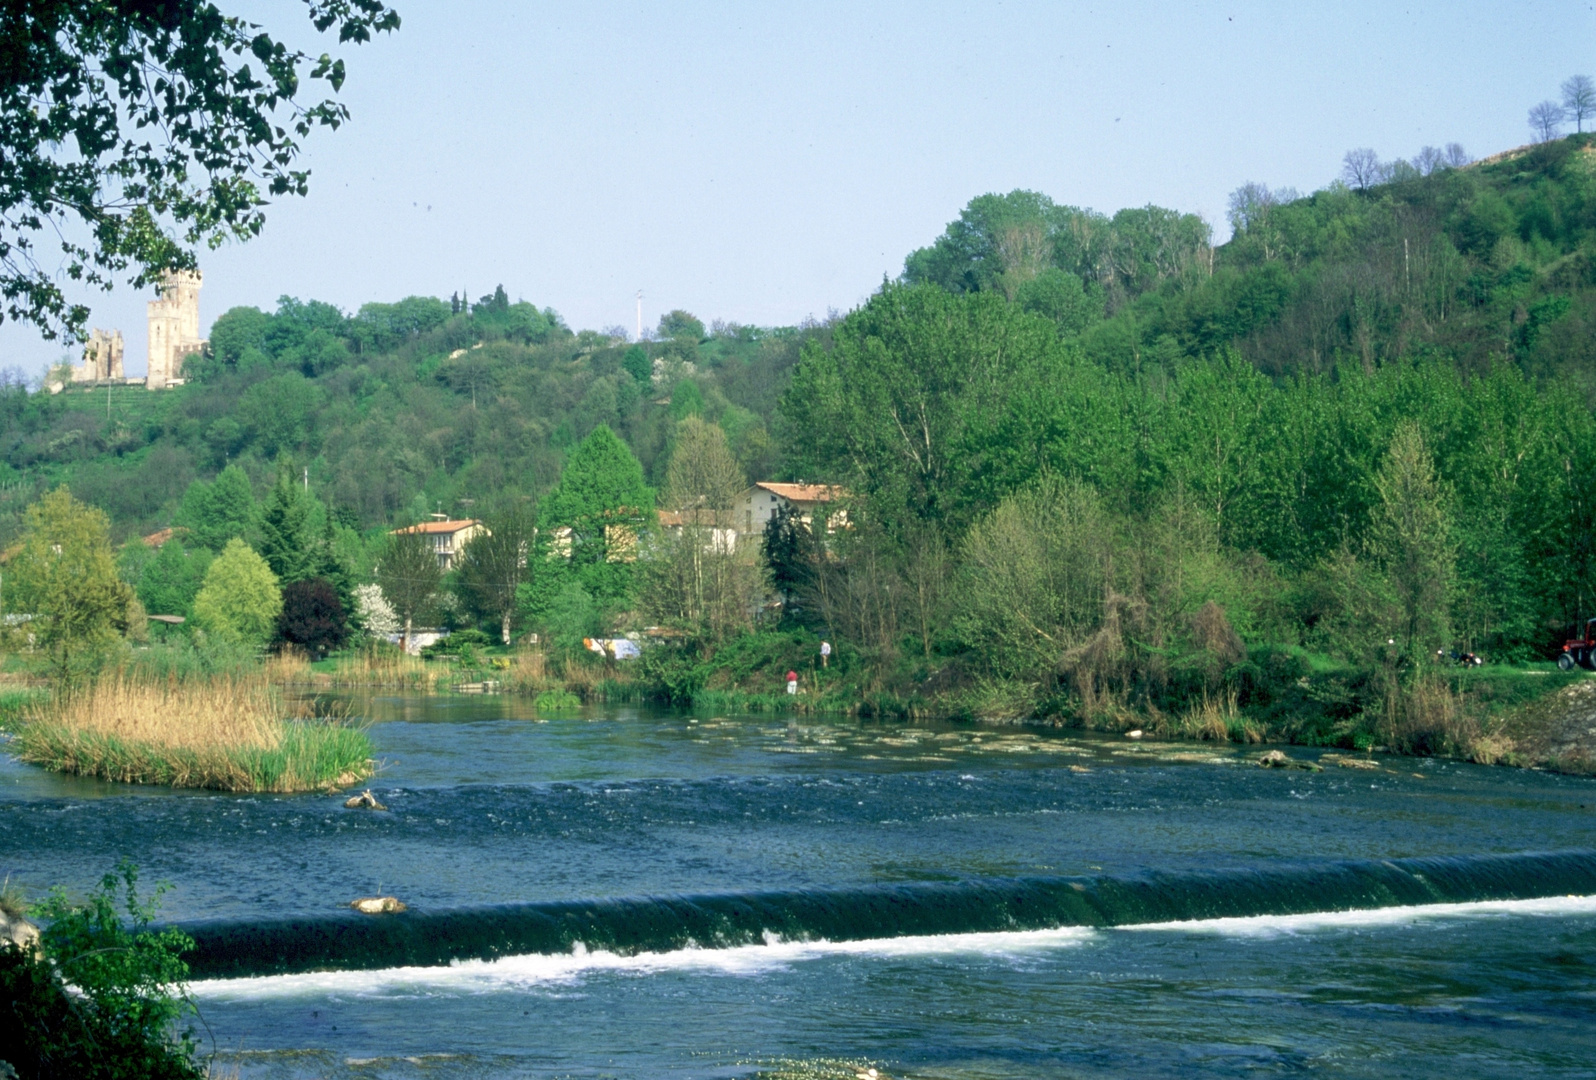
[1125,729,1144,739]
[1257,749,1322,771]
[350,896,407,914]
[344,789,387,811]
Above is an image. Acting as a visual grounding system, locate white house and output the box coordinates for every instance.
[390,517,488,569]
[733,482,847,535]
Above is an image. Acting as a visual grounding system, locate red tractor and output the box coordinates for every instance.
[1558,618,1596,670]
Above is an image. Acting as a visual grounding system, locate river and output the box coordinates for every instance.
[3,696,1594,1078]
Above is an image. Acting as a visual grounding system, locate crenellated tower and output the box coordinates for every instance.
[146,270,206,389]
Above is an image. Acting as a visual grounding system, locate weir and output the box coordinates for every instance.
[178,850,1596,979]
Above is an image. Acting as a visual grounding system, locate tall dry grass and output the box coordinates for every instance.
[1161,690,1264,743]
[1381,672,1513,763]
[14,671,373,792]
[269,644,434,690]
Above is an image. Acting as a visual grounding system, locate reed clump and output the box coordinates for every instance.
[14,671,372,792]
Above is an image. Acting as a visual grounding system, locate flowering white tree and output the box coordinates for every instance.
[354,584,400,638]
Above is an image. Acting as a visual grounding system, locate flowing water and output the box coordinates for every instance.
[4,695,1596,1077]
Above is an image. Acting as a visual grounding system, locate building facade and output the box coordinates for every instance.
[391,518,488,569]
[69,329,125,383]
[146,270,206,389]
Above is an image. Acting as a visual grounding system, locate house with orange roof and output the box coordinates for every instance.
[391,517,488,570]
[734,482,848,535]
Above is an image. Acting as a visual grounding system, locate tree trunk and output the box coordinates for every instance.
[501,610,512,646]
[403,614,412,655]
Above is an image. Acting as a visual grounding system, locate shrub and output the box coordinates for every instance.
[0,861,203,1079]
[277,577,349,656]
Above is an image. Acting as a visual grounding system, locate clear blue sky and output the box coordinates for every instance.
[3,0,1592,378]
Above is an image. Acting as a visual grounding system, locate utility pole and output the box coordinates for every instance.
[636,290,643,341]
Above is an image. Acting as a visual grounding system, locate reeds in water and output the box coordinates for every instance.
[13,672,372,792]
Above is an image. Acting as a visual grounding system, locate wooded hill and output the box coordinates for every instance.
[4,133,1596,670]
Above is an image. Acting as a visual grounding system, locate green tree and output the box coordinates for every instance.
[955,476,1111,681]
[7,488,134,680]
[455,510,534,644]
[1014,268,1103,336]
[377,529,441,651]
[646,418,755,637]
[192,538,282,645]
[658,310,705,340]
[1369,422,1455,660]
[622,345,652,385]
[0,1,399,339]
[540,425,654,606]
[175,464,256,550]
[256,472,314,583]
[136,542,213,620]
[782,282,1059,532]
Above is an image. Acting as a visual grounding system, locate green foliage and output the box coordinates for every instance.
[0,2,399,340]
[192,538,281,645]
[533,688,582,711]
[659,310,706,341]
[0,860,202,1079]
[377,529,442,639]
[542,578,603,649]
[135,541,211,620]
[175,464,255,551]
[454,510,534,644]
[540,425,653,607]
[6,488,135,680]
[256,471,314,583]
[622,345,652,385]
[783,282,1061,530]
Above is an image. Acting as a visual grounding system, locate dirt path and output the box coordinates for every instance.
[1500,679,1596,773]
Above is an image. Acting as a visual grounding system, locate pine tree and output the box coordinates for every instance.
[256,472,312,584]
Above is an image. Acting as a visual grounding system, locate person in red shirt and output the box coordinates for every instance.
[786,669,798,695]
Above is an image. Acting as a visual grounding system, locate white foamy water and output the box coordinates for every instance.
[191,925,1098,1000]
[190,894,1596,1002]
[1122,893,1596,936]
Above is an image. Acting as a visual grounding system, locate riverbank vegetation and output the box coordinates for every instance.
[13,672,372,791]
[6,133,1596,772]
[0,861,207,1079]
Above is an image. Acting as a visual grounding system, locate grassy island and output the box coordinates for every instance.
[13,672,372,792]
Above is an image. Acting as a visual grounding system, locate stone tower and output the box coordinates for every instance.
[70,329,125,383]
[146,270,205,389]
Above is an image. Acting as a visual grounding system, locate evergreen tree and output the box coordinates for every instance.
[762,503,816,612]
[311,509,358,629]
[256,472,313,584]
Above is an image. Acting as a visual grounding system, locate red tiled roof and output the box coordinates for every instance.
[391,519,482,535]
[754,482,844,503]
[141,526,187,547]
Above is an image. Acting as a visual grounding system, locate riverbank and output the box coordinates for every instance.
[267,630,1596,775]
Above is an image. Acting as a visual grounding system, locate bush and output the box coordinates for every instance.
[420,628,493,659]
[0,861,203,1079]
[277,577,349,656]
